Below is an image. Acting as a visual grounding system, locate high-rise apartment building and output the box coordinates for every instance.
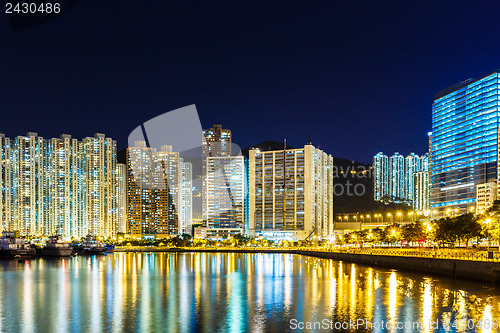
[373,152,389,201]
[11,132,45,235]
[431,70,500,216]
[373,152,429,205]
[389,153,405,201]
[180,160,192,235]
[82,134,118,239]
[154,145,181,235]
[44,135,81,238]
[413,171,430,212]
[0,132,121,239]
[405,153,420,202]
[127,141,154,236]
[0,134,12,233]
[202,125,232,158]
[420,153,429,173]
[127,142,192,237]
[476,182,497,214]
[202,125,232,227]
[249,145,334,241]
[200,124,248,238]
[116,163,127,234]
[204,155,246,238]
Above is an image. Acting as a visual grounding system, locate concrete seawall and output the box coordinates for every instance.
[297,250,500,284]
[115,247,500,284]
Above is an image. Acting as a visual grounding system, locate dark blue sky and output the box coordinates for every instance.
[1,1,499,163]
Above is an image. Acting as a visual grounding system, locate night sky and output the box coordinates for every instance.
[1,1,500,163]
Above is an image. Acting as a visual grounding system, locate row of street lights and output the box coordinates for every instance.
[337,208,467,224]
[337,212,414,223]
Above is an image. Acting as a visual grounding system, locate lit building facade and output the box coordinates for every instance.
[202,125,232,226]
[476,182,497,214]
[249,145,334,241]
[420,153,429,173]
[180,160,192,235]
[44,135,81,239]
[373,151,428,205]
[389,153,405,201]
[431,70,500,216]
[0,134,12,233]
[202,125,232,158]
[373,152,389,201]
[127,142,192,237]
[413,171,430,212]
[405,153,420,202]
[127,141,154,236]
[204,155,246,238]
[116,163,127,234]
[82,134,118,239]
[0,132,121,239]
[11,132,45,235]
[153,145,181,235]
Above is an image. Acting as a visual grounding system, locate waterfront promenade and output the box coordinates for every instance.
[115,246,500,284]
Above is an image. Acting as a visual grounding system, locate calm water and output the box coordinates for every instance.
[0,252,499,333]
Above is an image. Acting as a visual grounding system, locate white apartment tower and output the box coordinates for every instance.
[202,125,232,226]
[116,163,127,234]
[413,171,430,212]
[205,155,246,238]
[180,160,193,235]
[249,145,334,241]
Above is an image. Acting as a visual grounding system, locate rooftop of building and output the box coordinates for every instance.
[434,69,500,100]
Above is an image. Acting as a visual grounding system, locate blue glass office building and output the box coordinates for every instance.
[431,70,500,216]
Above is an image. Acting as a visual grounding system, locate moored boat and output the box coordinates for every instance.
[0,231,36,259]
[105,244,115,253]
[39,235,74,257]
[73,235,107,255]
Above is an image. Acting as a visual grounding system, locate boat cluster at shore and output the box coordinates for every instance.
[0,232,114,259]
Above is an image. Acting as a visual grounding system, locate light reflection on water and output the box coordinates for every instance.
[0,253,498,332]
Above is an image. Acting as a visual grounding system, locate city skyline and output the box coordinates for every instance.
[4,3,500,332]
